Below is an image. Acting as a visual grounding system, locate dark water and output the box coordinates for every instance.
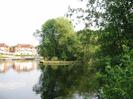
[33,63,98,99]
[0,61,98,99]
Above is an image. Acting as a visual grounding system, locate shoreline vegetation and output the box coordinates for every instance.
[0,54,39,60]
[34,3,133,97]
[0,54,76,65]
[40,60,76,65]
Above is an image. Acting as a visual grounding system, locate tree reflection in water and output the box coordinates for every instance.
[33,63,99,99]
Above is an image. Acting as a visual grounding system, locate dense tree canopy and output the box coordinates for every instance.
[67,0,133,98]
[77,29,99,65]
[36,17,78,60]
[34,0,133,98]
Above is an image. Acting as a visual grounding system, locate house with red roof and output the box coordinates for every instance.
[14,44,37,55]
[0,43,9,54]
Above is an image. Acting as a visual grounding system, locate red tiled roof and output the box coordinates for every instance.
[0,43,8,47]
[16,44,34,48]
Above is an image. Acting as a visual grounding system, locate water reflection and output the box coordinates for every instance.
[33,63,99,99]
[0,60,37,73]
[0,60,40,99]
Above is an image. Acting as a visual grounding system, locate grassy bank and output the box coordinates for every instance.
[41,60,75,65]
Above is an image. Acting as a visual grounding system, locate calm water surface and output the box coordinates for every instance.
[33,63,98,99]
[0,60,98,99]
[0,60,41,99]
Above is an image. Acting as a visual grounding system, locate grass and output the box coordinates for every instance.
[41,60,75,65]
[0,54,6,58]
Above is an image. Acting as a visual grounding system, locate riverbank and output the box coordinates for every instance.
[0,56,76,65]
[40,60,76,65]
[0,57,36,61]
[0,55,41,61]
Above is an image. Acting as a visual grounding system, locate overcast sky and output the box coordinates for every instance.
[0,0,82,46]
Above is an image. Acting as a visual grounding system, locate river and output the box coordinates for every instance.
[0,60,41,99]
[0,60,98,99]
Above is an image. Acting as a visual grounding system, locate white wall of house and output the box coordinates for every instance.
[15,48,37,55]
[0,47,9,54]
[0,44,37,56]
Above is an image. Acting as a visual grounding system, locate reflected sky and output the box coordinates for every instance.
[0,60,41,99]
[0,61,99,99]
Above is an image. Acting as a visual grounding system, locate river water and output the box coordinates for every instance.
[0,60,98,99]
[0,60,41,99]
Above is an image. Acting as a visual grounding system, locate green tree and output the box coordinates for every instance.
[77,29,99,66]
[67,0,133,98]
[98,0,133,97]
[98,60,133,99]
[36,17,78,60]
[67,0,133,60]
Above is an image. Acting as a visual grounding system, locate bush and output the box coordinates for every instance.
[44,57,49,61]
[51,56,58,61]
[99,63,133,99]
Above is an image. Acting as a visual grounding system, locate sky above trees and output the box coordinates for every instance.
[0,0,81,46]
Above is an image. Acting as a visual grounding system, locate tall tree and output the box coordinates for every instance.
[67,0,133,98]
[77,29,99,65]
[36,17,78,60]
[67,0,133,57]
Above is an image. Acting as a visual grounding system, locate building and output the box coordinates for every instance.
[0,43,37,56]
[14,44,37,56]
[9,46,16,53]
[0,43,9,54]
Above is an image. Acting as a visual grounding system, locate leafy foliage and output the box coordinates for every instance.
[67,0,133,98]
[34,0,133,98]
[77,29,99,66]
[36,17,79,60]
[98,61,133,99]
